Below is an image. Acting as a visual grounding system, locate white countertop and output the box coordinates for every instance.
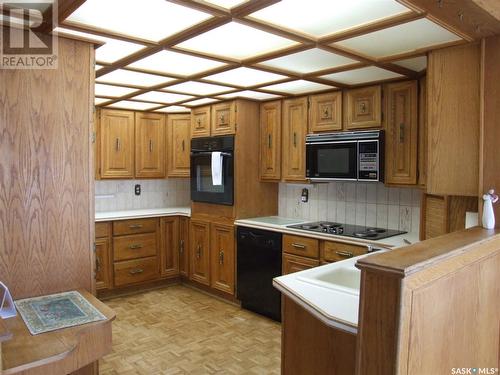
[235,216,419,249]
[95,207,191,222]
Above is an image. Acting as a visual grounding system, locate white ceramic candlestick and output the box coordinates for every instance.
[482,189,498,229]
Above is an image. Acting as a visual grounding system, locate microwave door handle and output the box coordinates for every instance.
[192,151,233,157]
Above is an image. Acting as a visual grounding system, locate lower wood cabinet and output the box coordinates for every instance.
[114,257,159,287]
[283,253,319,275]
[160,216,180,278]
[210,223,235,294]
[189,220,211,286]
[179,217,190,277]
[95,235,112,291]
[320,241,368,263]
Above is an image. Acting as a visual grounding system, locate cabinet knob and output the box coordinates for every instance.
[322,108,329,118]
[196,244,202,259]
[179,239,184,253]
[360,102,367,113]
[219,250,224,264]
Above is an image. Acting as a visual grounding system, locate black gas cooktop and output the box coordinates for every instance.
[287,221,406,240]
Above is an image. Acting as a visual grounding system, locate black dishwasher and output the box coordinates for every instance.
[237,226,282,322]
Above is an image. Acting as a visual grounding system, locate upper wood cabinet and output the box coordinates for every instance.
[160,216,179,278]
[100,109,135,179]
[418,77,428,188]
[282,97,308,182]
[309,92,342,132]
[167,114,191,177]
[189,219,210,286]
[345,85,382,129]
[191,106,211,138]
[427,44,480,196]
[179,217,190,278]
[210,223,235,295]
[135,112,166,178]
[211,102,236,136]
[384,81,418,185]
[260,100,282,181]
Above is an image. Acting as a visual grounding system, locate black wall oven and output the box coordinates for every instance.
[191,135,234,205]
[306,130,384,182]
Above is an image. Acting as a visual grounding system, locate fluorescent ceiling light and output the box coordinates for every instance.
[217,90,281,100]
[204,67,287,87]
[261,80,335,94]
[154,106,191,113]
[97,69,175,87]
[167,81,234,95]
[94,83,138,97]
[107,100,159,111]
[131,91,194,104]
[320,66,402,85]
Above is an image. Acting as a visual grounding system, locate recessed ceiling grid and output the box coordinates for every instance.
[52,0,468,111]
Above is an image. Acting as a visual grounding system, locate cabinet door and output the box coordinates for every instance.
[167,114,190,177]
[210,223,235,295]
[191,106,211,138]
[179,217,190,277]
[282,97,308,182]
[385,81,418,185]
[211,102,236,136]
[100,109,135,178]
[95,237,112,290]
[135,112,166,178]
[345,85,381,129]
[282,254,319,275]
[418,77,427,187]
[309,92,342,132]
[189,220,210,285]
[260,100,282,181]
[160,216,179,278]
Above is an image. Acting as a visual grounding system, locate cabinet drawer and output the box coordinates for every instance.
[113,218,157,236]
[321,241,368,263]
[114,257,159,287]
[95,222,111,238]
[114,233,157,261]
[283,234,319,259]
[283,253,320,275]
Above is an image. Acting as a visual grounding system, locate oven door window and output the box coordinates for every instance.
[196,163,225,193]
[191,153,234,205]
[306,142,357,179]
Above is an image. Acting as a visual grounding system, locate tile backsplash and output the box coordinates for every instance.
[278,182,422,234]
[95,179,190,212]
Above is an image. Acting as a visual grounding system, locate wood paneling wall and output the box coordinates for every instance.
[0,37,94,299]
[480,35,500,227]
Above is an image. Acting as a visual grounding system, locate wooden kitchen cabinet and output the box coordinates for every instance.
[95,236,112,290]
[160,216,180,278]
[191,106,211,138]
[167,114,191,177]
[210,223,235,295]
[135,112,166,178]
[321,241,368,263]
[283,234,319,259]
[259,100,282,181]
[282,97,308,182]
[384,80,418,185]
[418,77,428,188]
[211,102,236,136]
[309,91,342,132]
[179,217,190,278]
[283,253,320,275]
[344,85,382,129]
[190,220,210,286]
[99,109,135,179]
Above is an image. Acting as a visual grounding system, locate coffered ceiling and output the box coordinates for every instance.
[48,0,469,112]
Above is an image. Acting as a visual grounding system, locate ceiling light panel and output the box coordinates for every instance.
[334,19,462,58]
[96,69,175,87]
[204,67,287,87]
[261,48,358,74]
[184,98,221,106]
[129,50,226,76]
[321,66,402,85]
[67,0,211,42]
[393,56,427,71]
[176,21,298,60]
[167,81,234,95]
[131,91,194,104]
[203,0,248,9]
[55,27,146,63]
[107,101,159,111]
[250,0,410,38]
[217,90,281,100]
[261,80,335,95]
[155,106,191,113]
[94,83,138,97]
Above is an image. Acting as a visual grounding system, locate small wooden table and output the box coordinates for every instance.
[1,290,115,375]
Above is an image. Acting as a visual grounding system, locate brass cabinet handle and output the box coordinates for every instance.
[196,118,202,128]
[220,114,225,123]
[219,250,224,265]
[291,243,306,249]
[129,268,144,275]
[149,139,153,152]
[360,102,366,113]
[399,123,405,143]
[268,134,272,148]
[322,108,329,118]
[179,239,184,254]
[293,132,297,147]
[128,224,143,229]
[96,256,101,272]
[335,251,354,258]
[182,140,185,152]
[115,138,120,151]
[196,244,202,259]
[129,244,143,249]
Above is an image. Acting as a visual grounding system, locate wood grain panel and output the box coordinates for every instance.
[112,218,158,236]
[427,43,480,196]
[167,114,191,177]
[282,254,319,275]
[191,106,211,138]
[95,222,111,239]
[321,241,368,263]
[282,97,308,182]
[418,76,427,187]
[211,101,236,136]
[345,85,382,129]
[160,216,180,278]
[309,91,342,132]
[113,257,160,287]
[210,223,235,295]
[135,112,166,178]
[189,219,210,286]
[283,234,319,259]
[179,217,190,277]
[259,100,282,181]
[113,233,157,261]
[95,237,112,291]
[0,37,94,299]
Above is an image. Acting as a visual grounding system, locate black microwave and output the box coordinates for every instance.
[306,130,384,182]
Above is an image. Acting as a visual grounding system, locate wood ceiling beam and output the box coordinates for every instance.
[236,17,316,44]
[231,0,281,18]
[396,0,500,40]
[166,0,230,17]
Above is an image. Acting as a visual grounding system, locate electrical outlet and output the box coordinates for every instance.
[134,184,141,196]
[301,188,309,203]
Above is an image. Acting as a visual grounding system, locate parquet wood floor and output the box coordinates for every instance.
[99,285,281,375]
